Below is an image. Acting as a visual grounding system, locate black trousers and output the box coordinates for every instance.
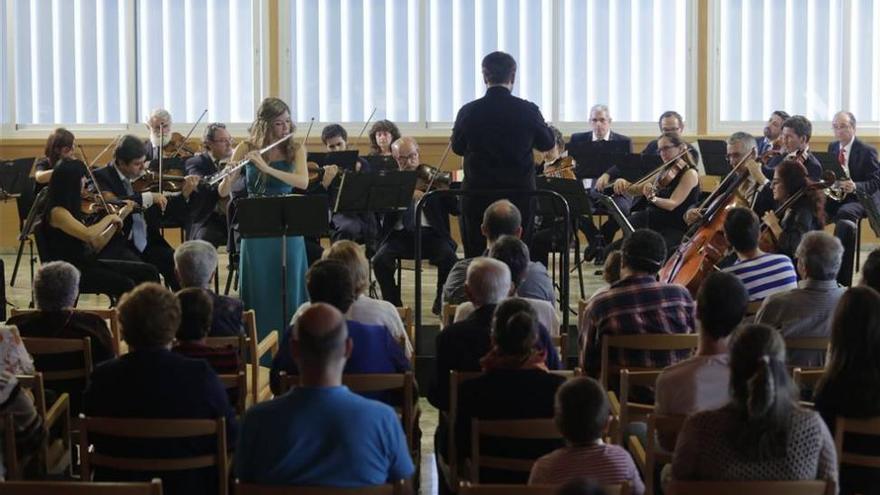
[78,259,160,300]
[580,191,634,248]
[188,214,228,248]
[372,228,458,307]
[828,200,864,287]
[461,191,534,259]
[100,236,180,291]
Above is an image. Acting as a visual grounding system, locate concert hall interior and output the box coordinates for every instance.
[1,1,880,494]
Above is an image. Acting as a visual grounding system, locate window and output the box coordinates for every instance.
[8,0,131,125]
[281,0,421,124]
[136,0,257,124]
[713,0,880,127]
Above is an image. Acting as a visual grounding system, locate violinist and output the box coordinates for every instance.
[627,133,701,253]
[372,137,458,315]
[183,122,234,247]
[33,128,77,194]
[40,160,159,299]
[144,108,173,161]
[756,110,790,157]
[92,135,182,291]
[826,111,880,286]
[760,159,825,261]
[755,115,824,216]
[531,126,572,267]
[368,120,401,156]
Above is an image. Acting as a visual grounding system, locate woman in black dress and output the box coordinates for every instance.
[761,159,825,260]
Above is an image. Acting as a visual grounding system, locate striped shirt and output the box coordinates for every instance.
[528,444,645,495]
[724,253,798,302]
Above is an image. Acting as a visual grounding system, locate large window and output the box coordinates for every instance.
[712,0,880,127]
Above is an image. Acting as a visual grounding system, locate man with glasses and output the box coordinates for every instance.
[826,111,880,286]
[641,110,700,162]
[183,122,235,246]
[371,137,459,314]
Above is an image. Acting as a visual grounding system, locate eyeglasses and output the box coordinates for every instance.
[396,152,419,162]
[832,124,853,130]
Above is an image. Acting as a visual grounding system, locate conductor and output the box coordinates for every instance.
[451,51,556,258]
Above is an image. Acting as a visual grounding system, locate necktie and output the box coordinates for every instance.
[123,179,148,252]
[838,148,847,172]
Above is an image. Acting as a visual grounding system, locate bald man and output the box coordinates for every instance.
[236,303,415,487]
[372,137,459,314]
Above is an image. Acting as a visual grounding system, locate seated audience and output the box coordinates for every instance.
[529,377,644,494]
[455,235,561,337]
[456,298,567,484]
[83,283,238,495]
[722,207,798,301]
[655,271,748,416]
[319,240,412,358]
[756,231,845,367]
[174,240,244,336]
[579,229,695,378]
[172,288,240,375]
[443,200,554,305]
[236,303,415,487]
[859,248,880,292]
[0,325,42,481]
[271,260,410,395]
[671,324,837,485]
[814,287,880,494]
[557,479,612,495]
[7,261,114,364]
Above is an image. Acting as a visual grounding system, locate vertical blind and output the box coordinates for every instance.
[9,0,131,125]
[717,0,880,123]
[136,0,256,124]
[286,0,421,124]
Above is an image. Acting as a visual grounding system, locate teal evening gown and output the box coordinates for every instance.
[238,160,309,340]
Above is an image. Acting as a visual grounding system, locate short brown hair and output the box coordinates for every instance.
[555,377,609,445]
[119,283,181,349]
[323,240,369,295]
[176,288,214,341]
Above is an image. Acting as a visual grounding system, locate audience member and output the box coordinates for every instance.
[172,288,240,375]
[655,272,748,416]
[556,479,610,495]
[83,283,237,495]
[443,200,553,305]
[722,207,798,301]
[756,231,845,367]
[585,251,622,303]
[859,248,880,292]
[236,303,415,487]
[455,235,560,337]
[0,325,42,481]
[271,260,410,396]
[456,298,567,483]
[671,324,837,485]
[529,377,644,494]
[579,229,695,378]
[174,240,244,336]
[814,286,880,494]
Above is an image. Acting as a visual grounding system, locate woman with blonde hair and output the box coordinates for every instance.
[219,97,309,339]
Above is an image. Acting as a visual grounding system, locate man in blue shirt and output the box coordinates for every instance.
[236,302,415,488]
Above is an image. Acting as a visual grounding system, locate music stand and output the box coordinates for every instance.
[307,151,360,172]
[362,155,398,173]
[698,139,730,176]
[0,158,35,201]
[566,141,630,179]
[333,170,417,214]
[613,153,663,182]
[813,151,844,178]
[236,194,330,327]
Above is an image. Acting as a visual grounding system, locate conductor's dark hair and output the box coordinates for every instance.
[481,51,517,85]
[724,207,760,252]
[115,134,147,165]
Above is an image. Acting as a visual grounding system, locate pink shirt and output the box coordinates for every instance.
[528,444,645,495]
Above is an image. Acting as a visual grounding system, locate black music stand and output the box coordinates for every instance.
[307,150,360,172]
[813,151,844,178]
[0,158,34,201]
[566,141,630,179]
[698,139,730,176]
[613,153,664,182]
[535,177,593,298]
[236,194,330,328]
[362,155,399,173]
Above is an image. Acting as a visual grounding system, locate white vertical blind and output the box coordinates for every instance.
[559,0,692,123]
[136,0,256,124]
[287,0,420,124]
[0,0,10,124]
[717,0,880,123]
[427,0,555,122]
[10,0,130,124]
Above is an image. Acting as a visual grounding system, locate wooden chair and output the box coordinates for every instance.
[665,480,835,495]
[441,304,458,329]
[22,336,93,390]
[243,310,280,406]
[613,369,661,445]
[0,479,163,495]
[10,308,123,356]
[217,371,248,416]
[833,415,880,471]
[395,306,415,346]
[792,367,825,408]
[469,418,561,483]
[745,300,763,317]
[234,480,406,495]
[551,333,567,364]
[599,334,699,391]
[458,482,631,495]
[16,373,72,476]
[783,337,830,370]
[79,416,229,495]
[1,412,26,480]
[629,414,686,495]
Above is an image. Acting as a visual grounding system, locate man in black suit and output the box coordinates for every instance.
[827,111,880,286]
[183,123,233,247]
[755,110,790,156]
[93,134,196,291]
[641,110,699,161]
[372,137,459,314]
[451,51,556,258]
[569,104,634,261]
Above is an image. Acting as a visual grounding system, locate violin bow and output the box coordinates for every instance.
[88,135,122,169]
[425,141,453,193]
[170,108,208,158]
[355,107,378,148]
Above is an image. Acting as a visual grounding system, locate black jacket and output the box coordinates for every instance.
[828,138,880,198]
[569,130,633,151]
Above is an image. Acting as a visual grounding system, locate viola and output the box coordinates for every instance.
[162,132,196,158]
[757,170,836,253]
[415,164,452,193]
[540,156,576,180]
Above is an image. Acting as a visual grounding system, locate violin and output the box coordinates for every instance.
[81,194,141,216]
[416,164,452,192]
[758,136,784,165]
[131,170,186,193]
[654,152,693,188]
[757,170,836,253]
[162,132,196,158]
[540,156,576,180]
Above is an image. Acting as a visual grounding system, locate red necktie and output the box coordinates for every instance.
[839,148,848,174]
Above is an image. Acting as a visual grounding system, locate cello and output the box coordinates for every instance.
[658,148,758,294]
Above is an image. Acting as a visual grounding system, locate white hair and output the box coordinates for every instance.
[590,104,611,119]
[34,261,80,311]
[147,108,172,124]
[174,240,218,288]
[796,231,844,281]
[466,257,512,307]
